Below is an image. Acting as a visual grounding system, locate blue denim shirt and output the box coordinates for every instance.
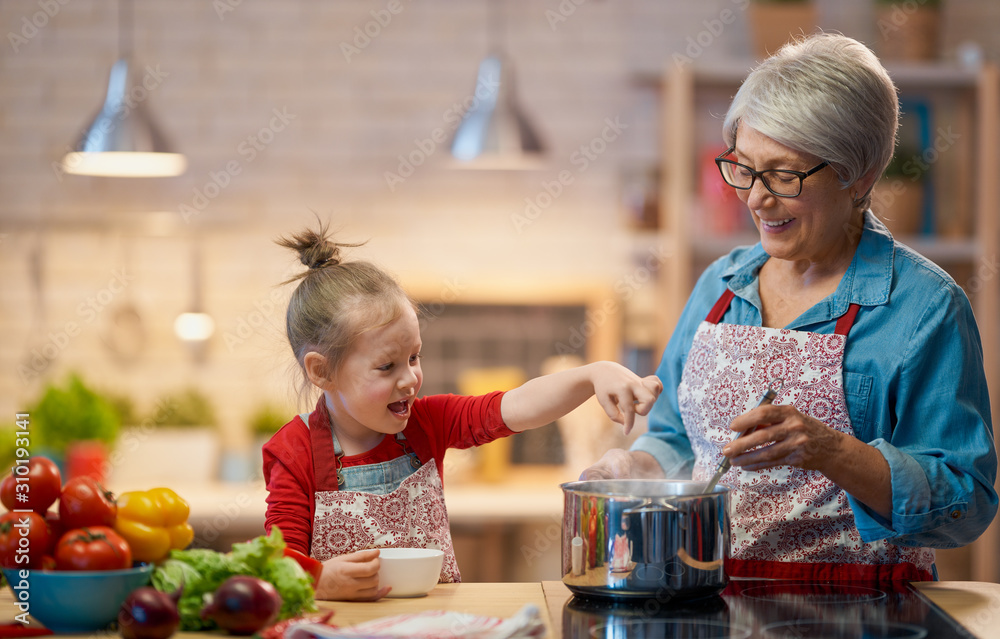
[633,212,998,549]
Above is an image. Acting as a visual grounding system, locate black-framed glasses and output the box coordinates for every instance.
[715,147,829,198]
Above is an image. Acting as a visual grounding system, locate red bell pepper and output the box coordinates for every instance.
[284,547,324,587]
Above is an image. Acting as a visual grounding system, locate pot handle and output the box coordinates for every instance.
[620,498,679,530]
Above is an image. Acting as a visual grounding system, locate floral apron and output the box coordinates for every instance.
[679,288,934,581]
[307,412,461,582]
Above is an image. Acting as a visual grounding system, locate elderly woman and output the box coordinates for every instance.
[585,33,997,581]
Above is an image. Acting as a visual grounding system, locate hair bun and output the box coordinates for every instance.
[310,255,337,269]
[276,221,366,281]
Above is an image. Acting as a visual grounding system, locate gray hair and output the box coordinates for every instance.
[722,33,898,209]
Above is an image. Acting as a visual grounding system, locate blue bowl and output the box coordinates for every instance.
[3,564,154,632]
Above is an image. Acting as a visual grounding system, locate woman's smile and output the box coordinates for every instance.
[760,217,795,231]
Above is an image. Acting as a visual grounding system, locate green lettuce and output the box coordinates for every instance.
[151,528,317,631]
[263,556,317,620]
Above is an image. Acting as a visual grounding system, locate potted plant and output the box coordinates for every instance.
[249,403,288,442]
[108,388,221,487]
[871,145,929,237]
[748,0,818,60]
[32,372,121,482]
[874,0,943,61]
[247,403,291,478]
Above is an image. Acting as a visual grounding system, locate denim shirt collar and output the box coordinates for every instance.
[720,211,894,327]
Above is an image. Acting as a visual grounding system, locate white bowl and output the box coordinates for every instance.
[377,548,444,598]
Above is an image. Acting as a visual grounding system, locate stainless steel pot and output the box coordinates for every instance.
[561,479,730,600]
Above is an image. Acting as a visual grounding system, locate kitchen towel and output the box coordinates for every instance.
[284,603,545,639]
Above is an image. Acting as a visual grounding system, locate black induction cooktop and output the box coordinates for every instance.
[563,580,974,638]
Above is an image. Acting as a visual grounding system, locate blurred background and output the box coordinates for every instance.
[1,0,998,582]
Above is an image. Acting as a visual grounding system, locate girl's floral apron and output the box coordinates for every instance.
[679,289,934,581]
[307,413,461,582]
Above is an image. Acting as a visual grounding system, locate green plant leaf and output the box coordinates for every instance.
[150,388,218,428]
[249,403,290,436]
[32,372,120,455]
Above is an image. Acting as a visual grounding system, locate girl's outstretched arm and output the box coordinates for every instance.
[500,361,662,435]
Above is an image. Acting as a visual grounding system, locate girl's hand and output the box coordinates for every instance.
[315,549,391,601]
[590,362,663,434]
[501,360,662,433]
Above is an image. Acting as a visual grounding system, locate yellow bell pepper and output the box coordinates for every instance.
[114,487,195,563]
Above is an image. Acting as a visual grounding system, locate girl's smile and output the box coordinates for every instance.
[387,398,410,418]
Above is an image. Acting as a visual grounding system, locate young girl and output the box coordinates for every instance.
[262,223,662,601]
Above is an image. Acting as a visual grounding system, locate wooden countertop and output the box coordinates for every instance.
[0,582,553,638]
[912,581,1000,639]
[4,579,1000,638]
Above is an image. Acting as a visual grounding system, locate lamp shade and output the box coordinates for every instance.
[450,54,544,170]
[61,58,186,177]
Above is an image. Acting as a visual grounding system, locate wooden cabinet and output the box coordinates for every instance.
[654,61,1000,581]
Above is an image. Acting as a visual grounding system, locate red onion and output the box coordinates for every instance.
[201,576,283,635]
[118,587,181,639]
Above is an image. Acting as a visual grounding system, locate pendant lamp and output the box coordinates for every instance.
[450,0,545,169]
[60,0,186,178]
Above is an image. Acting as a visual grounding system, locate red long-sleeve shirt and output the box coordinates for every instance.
[263,391,511,554]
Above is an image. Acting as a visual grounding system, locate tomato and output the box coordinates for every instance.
[59,477,117,529]
[55,526,132,571]
[0,511,51,569]
[0,456,62,514]
[43,510,63,556]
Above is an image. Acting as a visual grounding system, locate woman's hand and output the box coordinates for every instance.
[315,549,391,601]
[589,362,663,434]
[724,403,843,472]
[579,449,665,481]
[725,403,892,518]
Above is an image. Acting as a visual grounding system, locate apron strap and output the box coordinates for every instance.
[706,289,736,324]
[705,289,863,337]
[834,303,862,336]
[309,402,343,491]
